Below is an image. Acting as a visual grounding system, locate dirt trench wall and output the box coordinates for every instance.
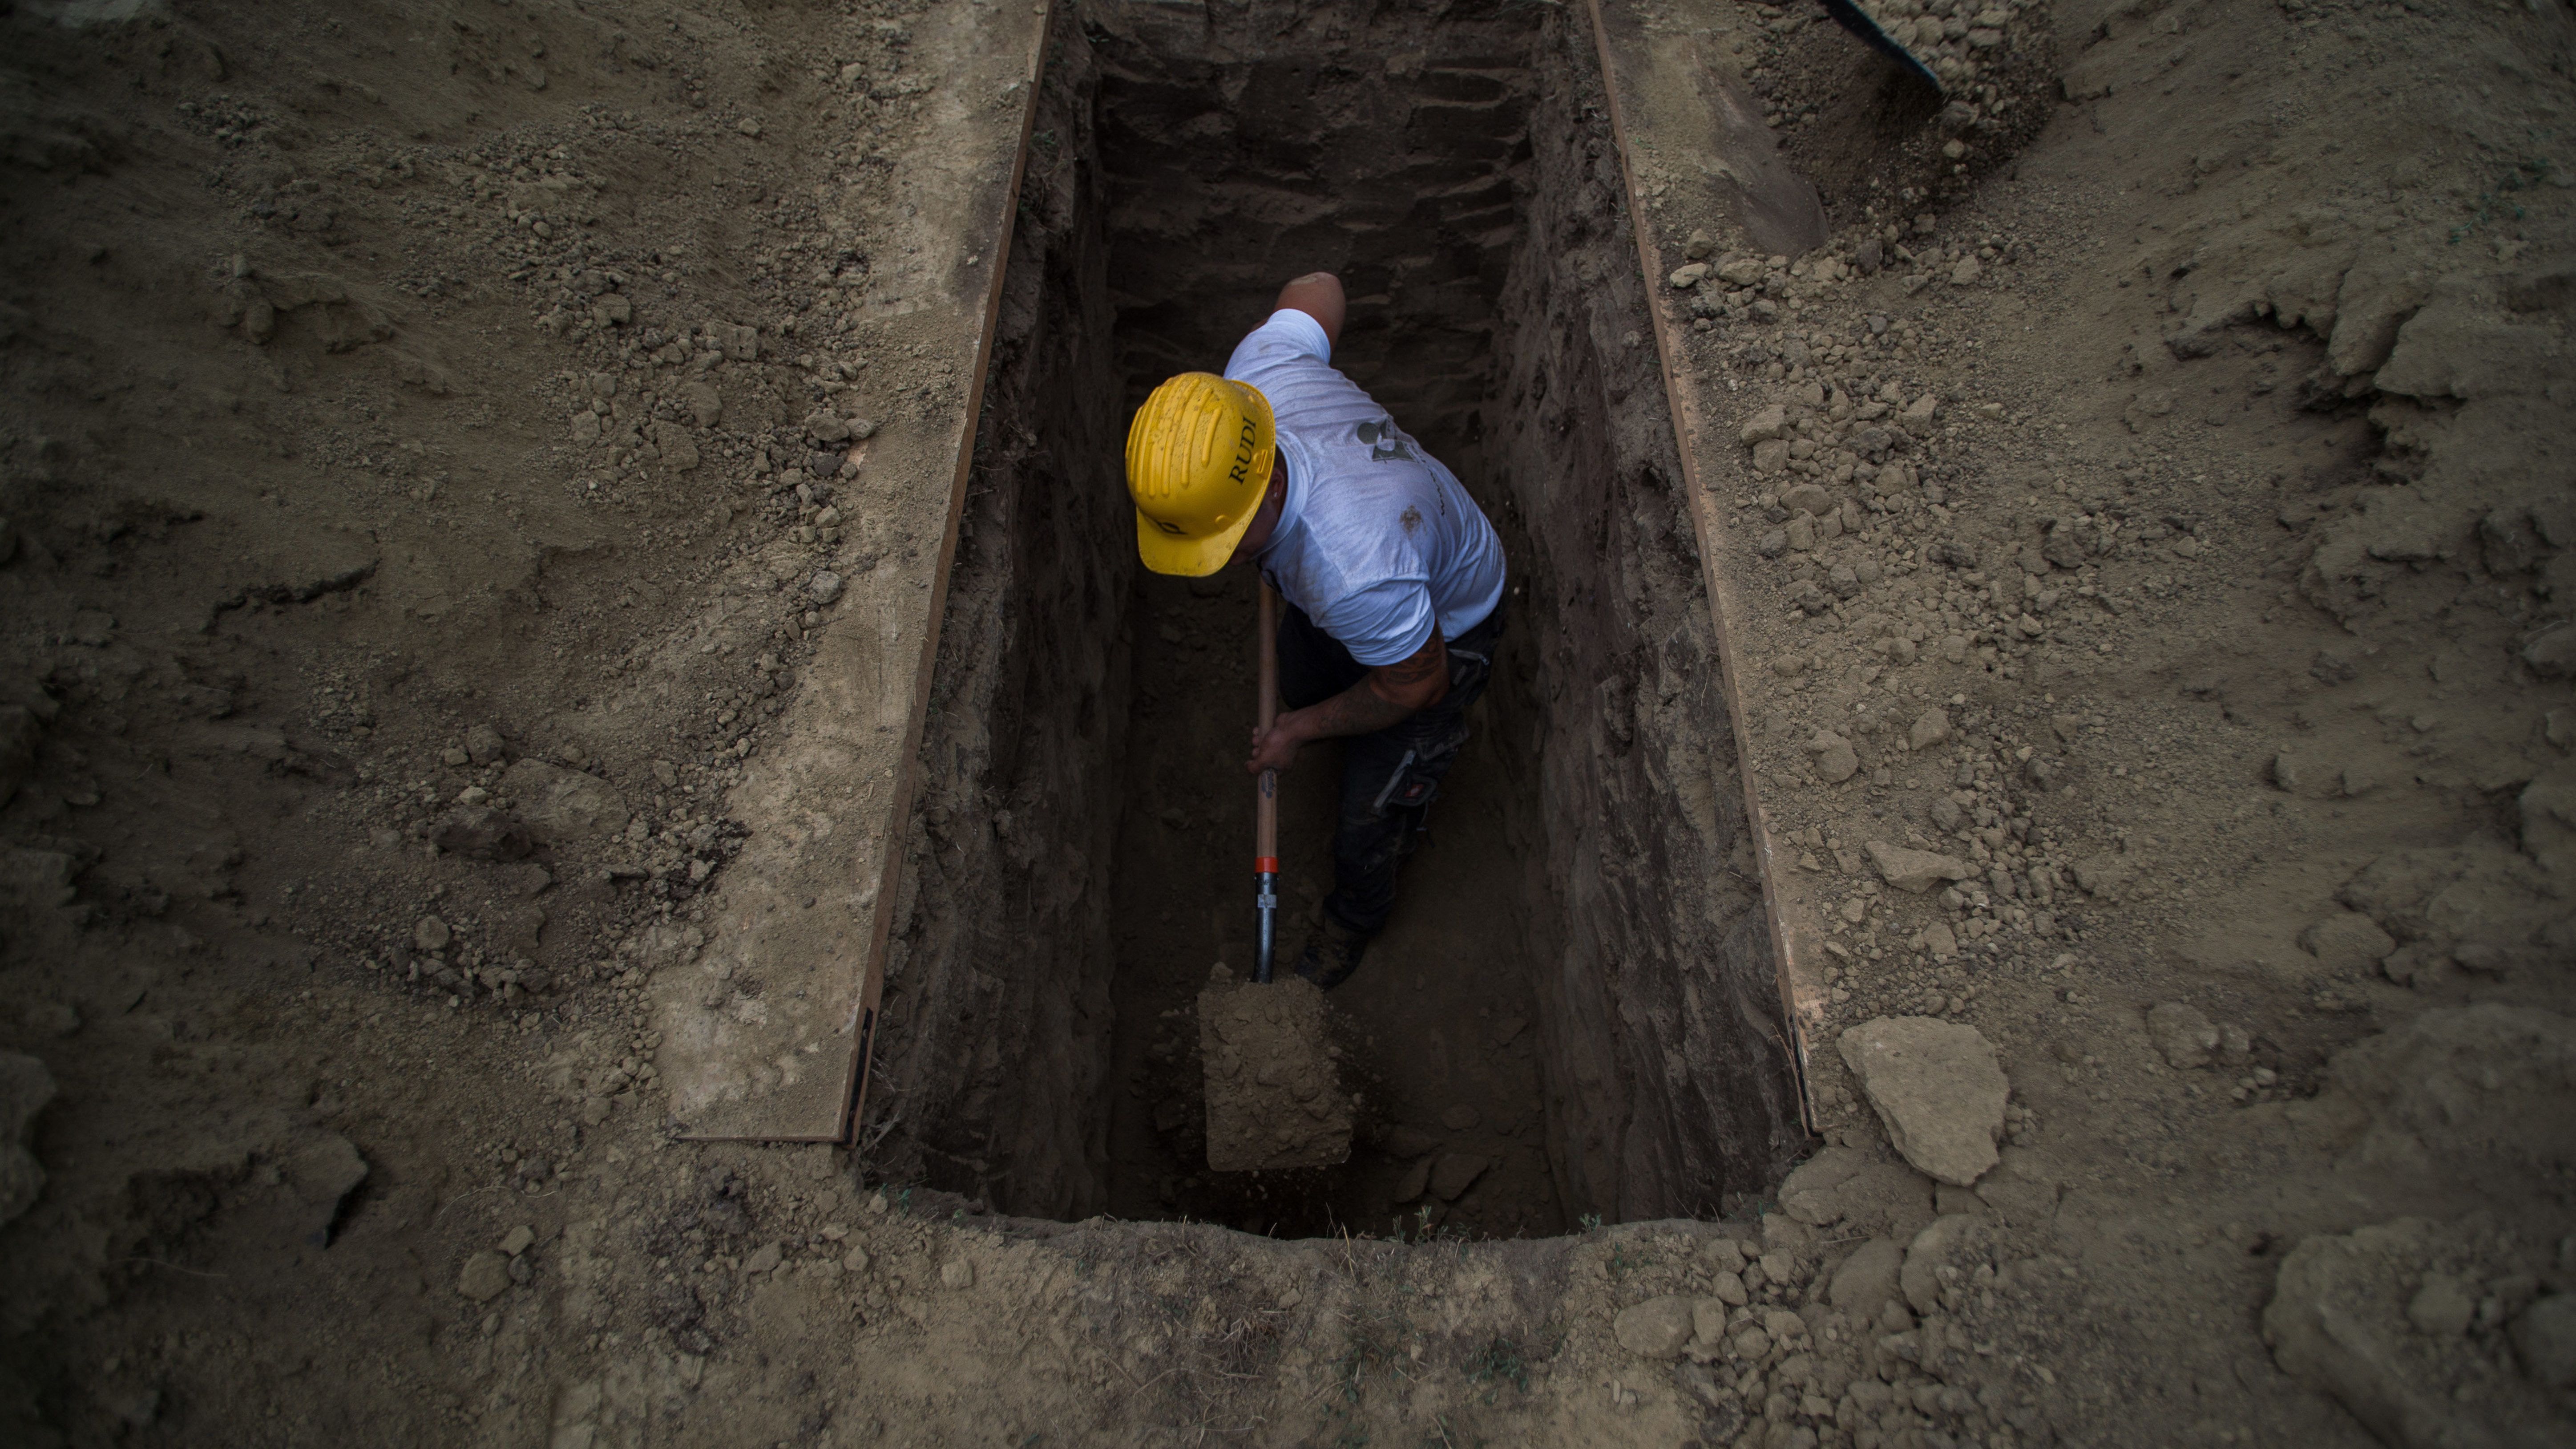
[867,40,1133,1219]
[1084,0,1540,459]
[870,2,1803,1226]
[1485,16,1805,1221]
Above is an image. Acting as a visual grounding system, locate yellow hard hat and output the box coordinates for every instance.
[1125,372,1276,577]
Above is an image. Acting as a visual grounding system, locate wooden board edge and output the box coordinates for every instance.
[1582,0,1820,1143]
[677,2,1054,1146]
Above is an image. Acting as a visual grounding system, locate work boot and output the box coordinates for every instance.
[1292,913,1373,992]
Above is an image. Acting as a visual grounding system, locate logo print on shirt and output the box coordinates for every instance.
[1353,417,1415,464]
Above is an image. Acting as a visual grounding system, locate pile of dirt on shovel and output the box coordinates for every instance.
[1196,969,1354,1172]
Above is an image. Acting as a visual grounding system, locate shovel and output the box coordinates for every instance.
[1255,580,1280,982]
[1195,580,1352,1172]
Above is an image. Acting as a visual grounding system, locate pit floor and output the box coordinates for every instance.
[1100,565,1568,1239]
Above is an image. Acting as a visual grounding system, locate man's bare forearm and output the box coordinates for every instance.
[1291,679,1419,742]
[1284,631,1448,744]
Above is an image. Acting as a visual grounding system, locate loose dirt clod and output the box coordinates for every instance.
[1195,972,1352,1173]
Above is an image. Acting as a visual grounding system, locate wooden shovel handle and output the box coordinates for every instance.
[1256,582,1278,864]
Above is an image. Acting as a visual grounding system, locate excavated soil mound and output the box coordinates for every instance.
[1195,972,1352,1173]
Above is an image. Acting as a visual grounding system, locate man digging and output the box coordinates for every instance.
[1123,272,1509,990]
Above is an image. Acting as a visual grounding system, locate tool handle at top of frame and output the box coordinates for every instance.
[1256,580,1278,862]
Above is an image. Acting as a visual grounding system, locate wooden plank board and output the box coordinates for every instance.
[1583,0,1829,1136]
[653,0,1051,1142]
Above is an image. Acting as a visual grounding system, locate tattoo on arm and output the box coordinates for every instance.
[1296,631,1447,741]
[1376,631,1448,691]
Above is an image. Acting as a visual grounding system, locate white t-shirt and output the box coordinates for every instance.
[1223,310,1506,666]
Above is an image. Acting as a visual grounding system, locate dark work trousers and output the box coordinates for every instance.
[1272,593,1505,939]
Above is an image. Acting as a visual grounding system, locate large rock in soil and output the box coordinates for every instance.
[501,758,631,844]
[1865,841,1974,894]
[2146,1002,2220,1069]
[1837,1017,2008,1186]
[1828,1238,1905,1322]
[1612,1295,1696,1359]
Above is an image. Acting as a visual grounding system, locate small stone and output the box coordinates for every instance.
[1923,921,1958,959]
[1614,1295,1698,1359]
[848,417,880,441]
[2521,624,2576,677]
[1716,255,1767,287]
[1810,732,1860,784]
[1669,263,1712,289]
[414,917,452,952]
[1785,513,1816,550]
[842,1245,872,1275]
[1755,529,1790,559]
[441,746,472,768]
[1707,1269,1748,1307]
[1740,405,1789,445]
[1866,842,1974,894]
[1829,1238,1905,1322]
[736,117,763,137]
[1429,1153,1492,1201]
[2511,1294,2576,1387]
[500,1224,537,1257]
[808,571,845,606]
[2219,1024,2253,1063]
[1684,230,1716,260]
[2070,853,2137,899]
[1903,395,1940,425]
[434,805,533,862]
[1950,256,1982,286]
[457,1251,512,1302]
[1706,1238,1747,1273]
[499,759,630,843]
[1753,439,1791,476]
[743,1241,782,1275]
[1838,1017,2009,1186]
[1902,1214,1981,1315]
[2406,1273,2475,1336]
[1908,709,1950,752]
[2145,1003,2220,1069]
[2300,911,2397,972]
[1391,1155,1434,1203]
[653,759,680,788]
[1690,1297,1731,1347]
[1782,482,1835,517]
[2270,751,2302,792]
[940,1258,975,1289]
